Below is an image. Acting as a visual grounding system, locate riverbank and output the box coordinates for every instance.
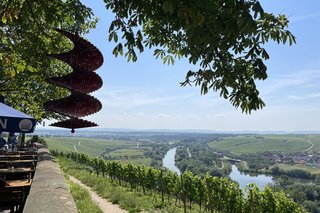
[163,147,275,189]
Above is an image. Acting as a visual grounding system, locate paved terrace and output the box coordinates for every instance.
[23,147,77,213]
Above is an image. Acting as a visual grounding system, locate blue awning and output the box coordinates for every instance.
[0,102,36,133]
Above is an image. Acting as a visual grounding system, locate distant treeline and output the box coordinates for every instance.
[270,166,315,179]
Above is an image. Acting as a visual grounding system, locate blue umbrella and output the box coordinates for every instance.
[0,102,36,133]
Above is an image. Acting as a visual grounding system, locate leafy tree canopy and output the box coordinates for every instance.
[1,0,295,123]
[0,0,97,121]
[105,0,295,113]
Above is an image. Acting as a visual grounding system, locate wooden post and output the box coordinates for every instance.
[21,133,25,146]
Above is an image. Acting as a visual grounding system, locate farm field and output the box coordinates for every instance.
[270,163,320,175]
[45,136,152,165]
[305,135,320,152]
[107,148,145,158]
[105,148,152,166]
[208,135,314,155]
[45,137,134,157]
[113,157,152,166]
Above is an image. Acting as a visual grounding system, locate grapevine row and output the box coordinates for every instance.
[51,150,306,213]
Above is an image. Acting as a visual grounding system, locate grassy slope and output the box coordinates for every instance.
[45,137,152,166]
[209,135,320,175]
[58,157,187,213]
[107,148,151,166]
[306,135,320,152]
[209,135,312,155]
[108,149,145,157]
[45,137,133,157]
[270,163,320,175]
[66,176,103,213]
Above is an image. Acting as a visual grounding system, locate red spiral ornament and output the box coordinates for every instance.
[44,29,103,133]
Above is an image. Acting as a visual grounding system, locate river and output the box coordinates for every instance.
[229,165,274,189]
[163,147,274,189]
[162,147,181,175]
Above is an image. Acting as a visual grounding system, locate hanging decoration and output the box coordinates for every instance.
[44,29,103,133]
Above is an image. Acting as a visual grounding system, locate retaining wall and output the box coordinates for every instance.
[23,148,77,213]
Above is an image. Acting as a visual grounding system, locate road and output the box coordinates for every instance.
[304,139,314,152]
[187,147,191,158]
[74,140,81,153]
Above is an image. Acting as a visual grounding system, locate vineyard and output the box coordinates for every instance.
[51,150,306,213]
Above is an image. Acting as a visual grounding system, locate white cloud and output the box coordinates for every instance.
[84,101,320,131]
[215,113,226,119]
[157,114,171,118]
[288,92,320,100]
[260,69,320,96]
[98,89,194,109]
[290,12,320,22]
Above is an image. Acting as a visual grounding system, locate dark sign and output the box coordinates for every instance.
[0,103,36,133]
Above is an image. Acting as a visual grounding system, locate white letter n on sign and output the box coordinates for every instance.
[0,119,7,129]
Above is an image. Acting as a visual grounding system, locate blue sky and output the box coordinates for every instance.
[47,1,320,131]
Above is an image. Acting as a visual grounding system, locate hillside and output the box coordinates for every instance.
[209,135,320,154]
[54,151,306,213]
[43,132,320,212]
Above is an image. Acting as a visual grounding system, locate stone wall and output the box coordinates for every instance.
[23,148,77,213]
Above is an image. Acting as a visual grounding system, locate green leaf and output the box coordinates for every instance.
[1,15,7,24]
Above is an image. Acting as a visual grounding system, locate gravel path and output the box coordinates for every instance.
[69,176,128,213]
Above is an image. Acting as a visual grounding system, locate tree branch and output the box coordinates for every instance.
[25,0,50,37]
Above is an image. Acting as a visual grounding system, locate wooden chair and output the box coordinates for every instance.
[0,187,24,212]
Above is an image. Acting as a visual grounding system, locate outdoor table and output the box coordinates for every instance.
[0,155,20,159]
[0,154,37,161]
[0,159,35,163]
[0,156,37,168]
[0,168,34,174]
[0,179,32,212]
[6,179,32,187]
[0,168,35,182]
[4,152,20,155]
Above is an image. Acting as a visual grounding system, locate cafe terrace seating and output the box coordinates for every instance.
[0,150,37,212]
